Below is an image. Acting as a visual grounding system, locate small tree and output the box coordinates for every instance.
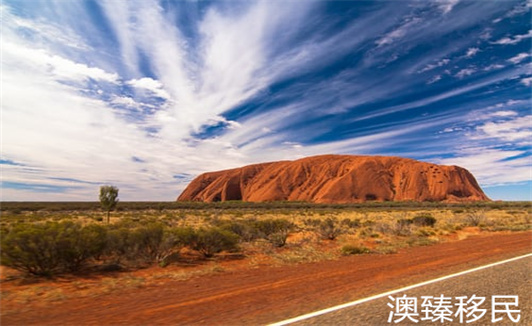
[99,185,119,223]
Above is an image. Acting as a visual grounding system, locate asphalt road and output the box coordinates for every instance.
[282,255,532,326]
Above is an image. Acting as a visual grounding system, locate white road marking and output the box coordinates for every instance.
[268,253,532,326]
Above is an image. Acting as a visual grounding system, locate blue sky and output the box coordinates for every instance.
[1,0,531,201]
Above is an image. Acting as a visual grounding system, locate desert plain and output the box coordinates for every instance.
[1,201,530,325]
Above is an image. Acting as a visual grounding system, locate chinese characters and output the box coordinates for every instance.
[388,294,520,323]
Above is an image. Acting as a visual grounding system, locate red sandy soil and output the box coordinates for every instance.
[178,154,489,203]
[1,231,530,326]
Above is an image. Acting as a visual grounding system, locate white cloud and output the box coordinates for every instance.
[474,115,531,142]
[419,59,450,73]
[484,99,525,111]
[437,0,460,14]
[441,127,462,133]
[2,5,90,51]
[376,17,421,47]
[455,68,476,78]
[491,111,518,117]
[282,141,303,149]
[1,0,325,200]
[505,99,525,106]
[492,30,532,45]
[127,78,171,100]
[111,95,140,109]
[520,76,532,86]
[465,47,480,58]
[479,29,492,40]
[438,149,530,185]
[2,1,530,200]
[98,0,320,141]
[492,1,532,23]
[483,64,505,71]
[507,53,531,64]
[427,75,442,84]
[2,41,119,83]
[353,70,525,124]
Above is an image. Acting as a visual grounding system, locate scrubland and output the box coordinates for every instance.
[1,201,530,310]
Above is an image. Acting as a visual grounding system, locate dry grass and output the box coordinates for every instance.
[272,245,339,265]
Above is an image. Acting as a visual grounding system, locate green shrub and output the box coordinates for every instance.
[104,223,194,266]
[105,227,133,263]
[56,222,107,272]
[0,222,107,276]
[152,226,195,265]
[217,220,259,242]
[316,218,344,240]
[412,214,437,227]
[303,218,321,228]
[341,218,360,228]
[129,223,166,264]
[268,231,289,247]
[392,219,413,236]
[190,227,239,258]
[1,223,62,276]
[465,211,485,226]
[253,219,293,246]
[254,219,293,237]
[341,244,370,255]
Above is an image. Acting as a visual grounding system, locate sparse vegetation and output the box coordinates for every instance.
[341,244,370,255]
[465,210,485,226]
[0,201,530,280]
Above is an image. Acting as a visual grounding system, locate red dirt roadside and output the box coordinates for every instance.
[2,231,531,326]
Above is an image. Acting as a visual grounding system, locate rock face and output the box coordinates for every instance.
[177,155,489,203]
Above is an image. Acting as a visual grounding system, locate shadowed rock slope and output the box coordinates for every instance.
[177,155,489,203]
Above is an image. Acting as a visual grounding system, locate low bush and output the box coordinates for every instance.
[392,219,413,236]
[190,227,239,258]
[0,222,107,276]
[217,220,259,242]
[303,218,321,228]
[105,226,132,263]
[341,244,370,255]
[465,211,485,226]
[414,228,435,237]
[254,219,293,237]
[104,223,195,266]
[56,222,107,272]
[253,219,293,247]
[267,231,289,247]
[129,223,194,265]
[1,223,62,276]
[341,218,360,228]
[316,218,344,240]
[156,227,195,265]
[412,214,437,227]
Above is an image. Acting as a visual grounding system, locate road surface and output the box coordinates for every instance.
[274,254,532,325]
